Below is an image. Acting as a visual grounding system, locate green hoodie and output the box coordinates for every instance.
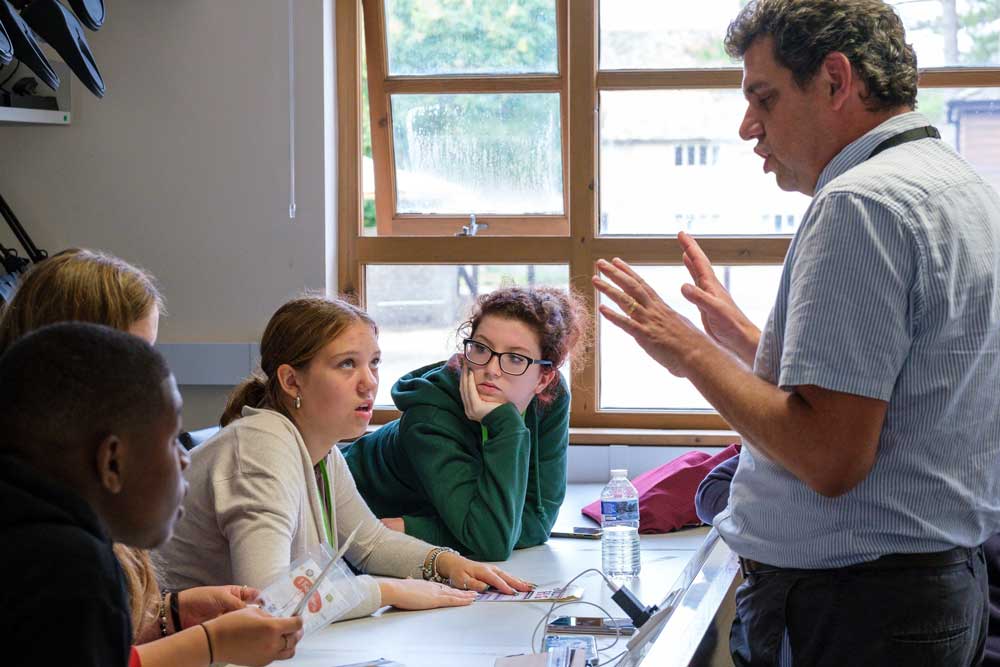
[343,360,569,562]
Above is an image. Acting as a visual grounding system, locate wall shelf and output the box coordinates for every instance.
[0,60,71,126]
[0,106,70,125]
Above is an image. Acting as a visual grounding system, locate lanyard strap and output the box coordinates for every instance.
[867,125,940,160]
[315,459,335,546]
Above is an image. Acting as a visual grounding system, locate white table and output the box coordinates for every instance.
[278,484,714,667]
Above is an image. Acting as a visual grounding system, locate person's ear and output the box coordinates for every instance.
[95,434,124,494]
[533,369,556,397]
[821,51,854,111]
[275,363,302,401]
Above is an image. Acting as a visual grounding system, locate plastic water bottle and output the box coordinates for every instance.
[601,468,641,578]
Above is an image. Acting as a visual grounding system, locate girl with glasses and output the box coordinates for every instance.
[344,286,588,564]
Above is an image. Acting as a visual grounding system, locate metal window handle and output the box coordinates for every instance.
[456,214,488,237]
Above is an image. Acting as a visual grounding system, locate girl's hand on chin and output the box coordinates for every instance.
[460,366,505,423]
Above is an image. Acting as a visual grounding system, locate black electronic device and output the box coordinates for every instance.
[550,526,602,539]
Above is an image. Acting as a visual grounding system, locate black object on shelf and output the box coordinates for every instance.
[7,90,57,109]
[0,0,58,90]
[20,0,103,97]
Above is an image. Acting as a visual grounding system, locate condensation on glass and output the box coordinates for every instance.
[391,93,564,215]
[600,265,782,411]
[384,0,558,76]
[366,264,569,406]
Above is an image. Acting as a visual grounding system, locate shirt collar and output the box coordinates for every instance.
[815,111,932,193]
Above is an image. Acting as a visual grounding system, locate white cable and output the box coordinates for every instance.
[598,649,629,667]
[528,568,632,665]
[531,600,623,655]
[287,0,297,220]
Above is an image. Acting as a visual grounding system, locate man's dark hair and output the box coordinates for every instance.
[0,322,173,465]
[725,0,918,111]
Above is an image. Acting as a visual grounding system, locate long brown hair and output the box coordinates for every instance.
[221,296,377,427]
[0,248,164,356]
[458,286,590,404]
[0,247,164,640]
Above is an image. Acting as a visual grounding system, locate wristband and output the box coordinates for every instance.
[169,589,183,632]
[200,622,215,664]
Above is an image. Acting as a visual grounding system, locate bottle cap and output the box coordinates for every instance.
[610,468,628,478]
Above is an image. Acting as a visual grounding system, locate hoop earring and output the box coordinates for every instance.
[295,394,302,410]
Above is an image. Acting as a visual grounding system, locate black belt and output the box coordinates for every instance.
[739,546,974,578]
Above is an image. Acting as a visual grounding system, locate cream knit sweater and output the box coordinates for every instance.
[155,407,434,620]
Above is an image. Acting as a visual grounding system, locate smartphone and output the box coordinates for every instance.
[543,634,598,666]
[549,526,602,539]
[546,616,636,636]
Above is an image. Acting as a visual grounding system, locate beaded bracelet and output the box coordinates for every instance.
[158,590,170,637]
[421,546,457,583]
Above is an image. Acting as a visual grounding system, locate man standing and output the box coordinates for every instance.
[593,1,1000,664]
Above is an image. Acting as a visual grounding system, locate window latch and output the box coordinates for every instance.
[456,214,488,237]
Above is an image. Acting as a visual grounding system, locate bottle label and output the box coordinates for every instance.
[601,499,639,523]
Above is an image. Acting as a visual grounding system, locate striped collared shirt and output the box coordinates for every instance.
[716,112,1000,568]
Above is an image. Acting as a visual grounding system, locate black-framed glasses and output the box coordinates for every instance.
[462,339,552,376]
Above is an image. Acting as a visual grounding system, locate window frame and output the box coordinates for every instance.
[337,0,1000,431]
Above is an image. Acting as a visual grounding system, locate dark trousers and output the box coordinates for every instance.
[730,547,989,667]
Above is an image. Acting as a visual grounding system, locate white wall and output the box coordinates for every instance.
[0,0,334,426]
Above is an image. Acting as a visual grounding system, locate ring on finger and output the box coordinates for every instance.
[625,297,638,316]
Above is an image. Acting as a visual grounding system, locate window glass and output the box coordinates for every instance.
[391,93,563,215]
[600,265,781,410]
[890,0,1000,67]
[599,0,735,70]
[599,89,809,235]
[384,0,558,76]
[367,264,569,406]
[599,1,1000,70]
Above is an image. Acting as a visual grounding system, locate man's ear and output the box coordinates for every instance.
[821,51,855,111]
[275,363,301,400]
[95,434,124,494]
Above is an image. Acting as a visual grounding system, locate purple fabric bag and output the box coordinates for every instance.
[582,443,741,533]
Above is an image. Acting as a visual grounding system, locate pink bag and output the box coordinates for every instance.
[582,443,741,534]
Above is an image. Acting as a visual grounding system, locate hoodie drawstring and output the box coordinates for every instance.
[530,408,545,519]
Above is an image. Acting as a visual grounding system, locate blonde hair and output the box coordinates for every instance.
[114,544,161,638]
[0,248,164,355]
[0,248,165,640]
[221,296,377,427]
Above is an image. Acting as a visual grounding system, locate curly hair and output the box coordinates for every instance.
[725,0,918,112]
[458,286,590,404]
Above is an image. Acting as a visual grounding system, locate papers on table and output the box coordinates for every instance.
[476,586,583,602]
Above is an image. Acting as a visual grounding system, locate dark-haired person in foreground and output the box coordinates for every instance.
[0,323,303,667]
[592,0,1000,664]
